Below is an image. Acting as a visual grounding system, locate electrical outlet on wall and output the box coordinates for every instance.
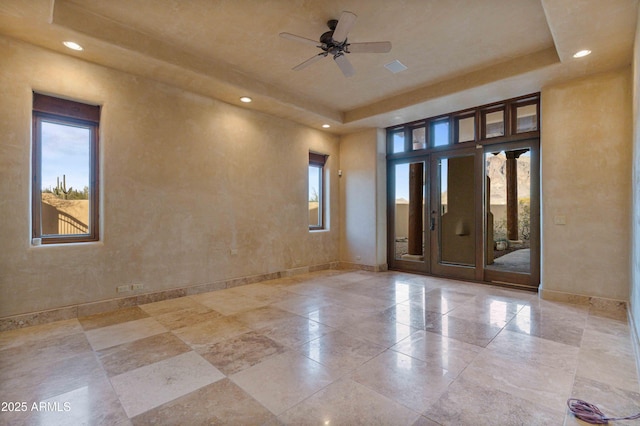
[132,283,144,291]
[116,285,131,293]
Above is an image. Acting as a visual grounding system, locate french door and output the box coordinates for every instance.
[388,141,539,289]
[430,148,478,280]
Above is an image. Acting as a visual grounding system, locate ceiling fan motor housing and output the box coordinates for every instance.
[320,30,334,46]
[321,19,345,48]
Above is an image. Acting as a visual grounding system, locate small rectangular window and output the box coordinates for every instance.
[483,108,505,139]
[514,103,538,133]
[391,129,406,153]
[455,114,476,143]
[411,124,426,150]
[32,93,100,244]
[309,152,327,230]
[431,118,450,147]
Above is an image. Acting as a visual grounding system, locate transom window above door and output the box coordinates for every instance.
[387,94,540,155]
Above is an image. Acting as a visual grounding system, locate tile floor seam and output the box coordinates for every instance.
[347,358,438,418]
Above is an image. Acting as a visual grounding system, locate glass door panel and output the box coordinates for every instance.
[388,160,429,273]
[431,152,476,280]
[485,148,531,274]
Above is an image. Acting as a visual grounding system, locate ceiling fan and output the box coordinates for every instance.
[280,11,392,78]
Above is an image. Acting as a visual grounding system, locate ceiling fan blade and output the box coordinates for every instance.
[280,32,321,47]
[334,53,355,77]
[292,53,327,71]
[332,11,357,43]
[347,41,392,53]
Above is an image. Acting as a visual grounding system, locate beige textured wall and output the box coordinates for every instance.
[541,67,632,301]
[630,6,640,341]
[0,37,339,317]
[339,128,386,269]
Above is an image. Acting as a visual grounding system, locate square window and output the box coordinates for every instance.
[32,93,100,244]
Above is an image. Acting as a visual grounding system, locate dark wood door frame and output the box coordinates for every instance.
[386,139,540,290]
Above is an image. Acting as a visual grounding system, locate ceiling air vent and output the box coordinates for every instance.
[384,60,408,74]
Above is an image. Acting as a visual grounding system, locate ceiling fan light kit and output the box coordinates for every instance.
[280,11,391,77]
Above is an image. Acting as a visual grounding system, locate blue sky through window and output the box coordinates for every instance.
[41,121,90,192]
[308,165,320,202]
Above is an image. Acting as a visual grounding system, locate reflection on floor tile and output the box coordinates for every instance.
[253,315,334,348]
[390,330,482,377]
[425,314,503,347]
[0,269,638,424]
[304,303,373,329]
[298,330,386,375]
[446,297,521,327]
[413,288,476,314]
[379,302,443,330]
[505,305,585,347]
[340,314,419,347]
[351,351,456,412]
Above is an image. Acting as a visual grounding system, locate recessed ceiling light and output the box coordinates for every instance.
[63,41,83,51]
[573,49,591,58]
[239,96,252,103]
[322,124,330,128]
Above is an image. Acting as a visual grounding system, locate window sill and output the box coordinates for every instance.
[30,239,103,248]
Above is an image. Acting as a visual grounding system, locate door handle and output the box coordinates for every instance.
[430,210,436,231]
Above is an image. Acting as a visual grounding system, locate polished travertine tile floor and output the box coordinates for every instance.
[1,270,639,425]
